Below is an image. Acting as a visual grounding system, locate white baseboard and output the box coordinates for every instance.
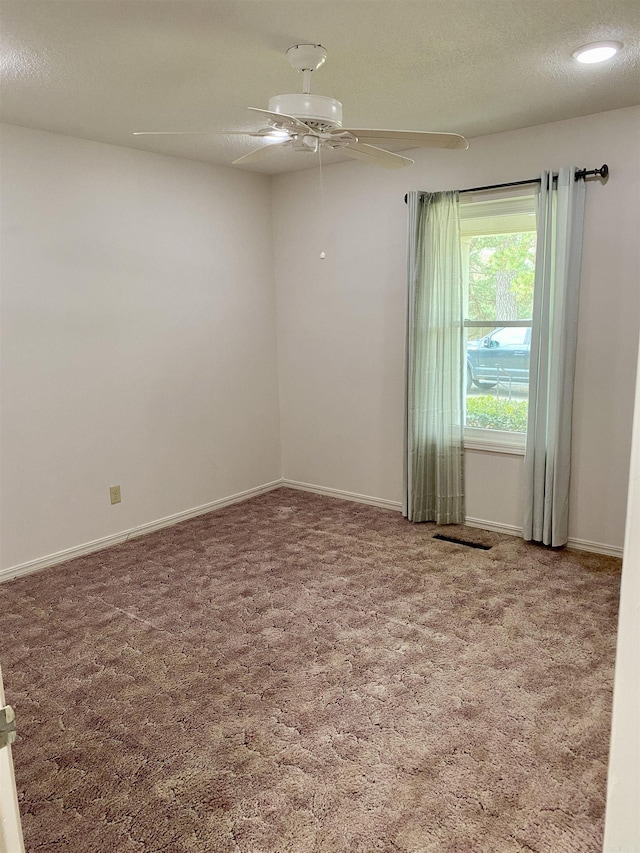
[283,486,623,558]
[2,478,622,584]
[465,516,623,558]
[281,479,403,512]
[464,516,522,537]
[565,537,623,558]
[0,479,283,584]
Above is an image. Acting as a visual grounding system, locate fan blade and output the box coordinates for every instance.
[339,129,468,150]
[248,107,310,133]
[133,130,271,137]
[232,139,290,165]
[342,143,414,169]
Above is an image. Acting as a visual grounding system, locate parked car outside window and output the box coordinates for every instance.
[466,326,531,389]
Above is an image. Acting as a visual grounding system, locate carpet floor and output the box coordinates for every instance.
[0,488,621,852]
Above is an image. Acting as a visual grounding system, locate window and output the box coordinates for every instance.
[460,194,537,452]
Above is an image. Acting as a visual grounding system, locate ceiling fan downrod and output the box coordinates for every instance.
[269,44,343,130]
[286,44,327,93]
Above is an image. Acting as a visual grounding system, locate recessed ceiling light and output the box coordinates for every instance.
[573,41,623,64]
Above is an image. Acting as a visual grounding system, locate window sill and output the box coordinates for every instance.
[464,428,526,456]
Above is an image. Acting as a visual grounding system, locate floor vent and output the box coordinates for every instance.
[433,534,492,550]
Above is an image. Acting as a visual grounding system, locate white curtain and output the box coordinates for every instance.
[404,191,465,524]
[524,167,586,546]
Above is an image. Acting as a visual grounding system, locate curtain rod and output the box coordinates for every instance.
[404,164,609,203]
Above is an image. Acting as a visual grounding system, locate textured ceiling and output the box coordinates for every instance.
[1,0,639,174]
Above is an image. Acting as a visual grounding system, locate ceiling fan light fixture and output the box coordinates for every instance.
[291,135,319,154]
[572,41,622,64]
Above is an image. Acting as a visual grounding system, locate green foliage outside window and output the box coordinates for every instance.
[467,233,536,339]
[466,396,529,432]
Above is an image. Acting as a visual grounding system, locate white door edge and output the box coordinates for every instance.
[0,664,25,853]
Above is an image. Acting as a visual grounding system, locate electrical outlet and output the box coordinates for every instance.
[109,485,121,505]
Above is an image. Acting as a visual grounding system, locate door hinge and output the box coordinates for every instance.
[0,704,16,749]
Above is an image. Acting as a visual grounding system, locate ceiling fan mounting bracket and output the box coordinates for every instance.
[286,44,327,73]
[286,44,328,95]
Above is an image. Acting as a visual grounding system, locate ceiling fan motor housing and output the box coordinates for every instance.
[267,94,343,130]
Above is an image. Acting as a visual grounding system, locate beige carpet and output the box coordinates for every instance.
[0,488,621,852]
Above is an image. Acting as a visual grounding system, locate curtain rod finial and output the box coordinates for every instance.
[576,163,609,181]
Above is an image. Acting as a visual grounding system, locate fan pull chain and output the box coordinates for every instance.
[318,145,326,259]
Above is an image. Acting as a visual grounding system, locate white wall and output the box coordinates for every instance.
[0,124,281,571]
[272,106,640,552]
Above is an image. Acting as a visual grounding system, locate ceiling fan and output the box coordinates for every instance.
[134,44,468,169]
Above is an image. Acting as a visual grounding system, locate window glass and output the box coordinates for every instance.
[467,232,536,324]
[490,327,529,347]
[460,196,536,441]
